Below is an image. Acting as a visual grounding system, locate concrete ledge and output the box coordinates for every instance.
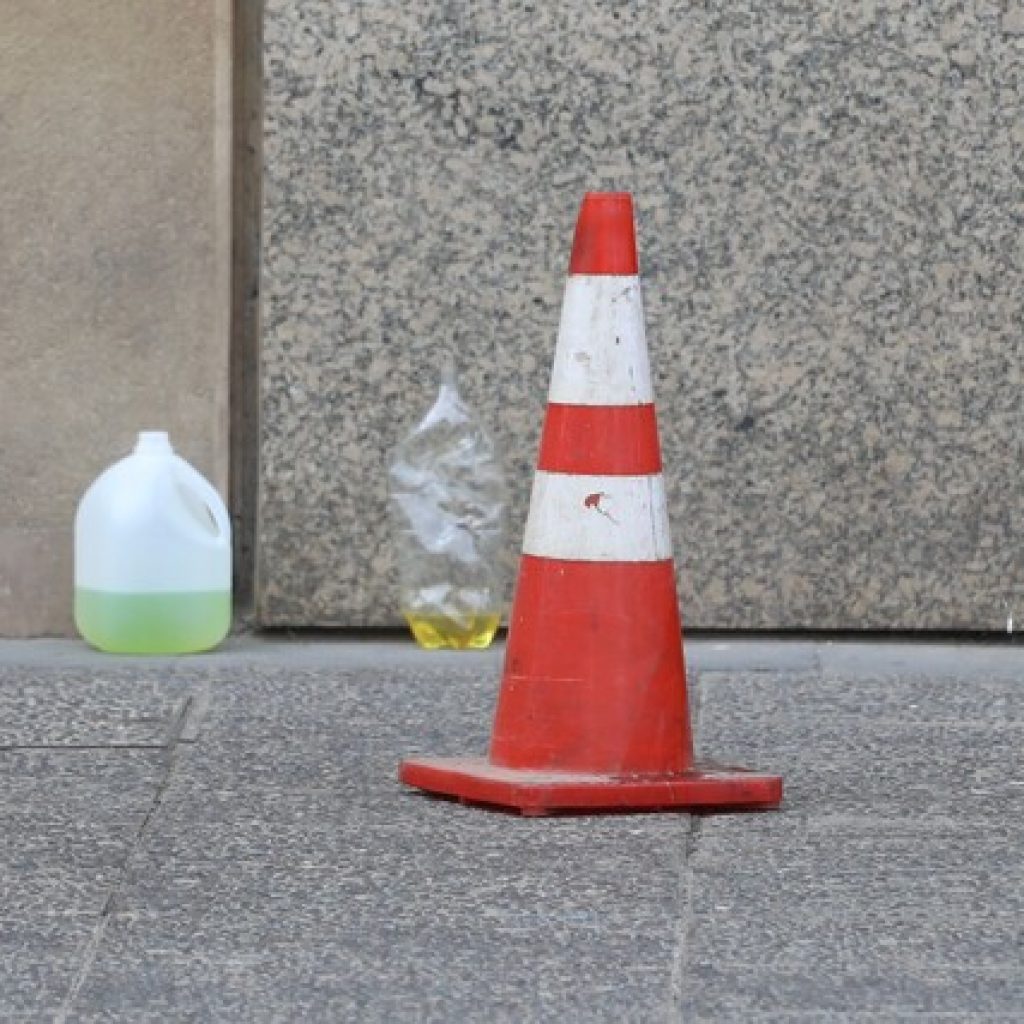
[3,635,1022,679]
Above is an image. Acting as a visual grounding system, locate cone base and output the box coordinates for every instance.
[400,757,782,816]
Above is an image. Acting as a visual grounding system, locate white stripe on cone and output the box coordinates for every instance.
[548,276,653,406]
[522,471,673,562]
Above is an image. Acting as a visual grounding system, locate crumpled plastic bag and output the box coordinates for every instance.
[388,358,507,649]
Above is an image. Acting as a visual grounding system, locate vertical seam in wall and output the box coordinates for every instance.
[230,0,263,620]
[215,0,233,499]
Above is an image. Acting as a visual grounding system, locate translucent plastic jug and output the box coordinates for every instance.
[74,431,232,654]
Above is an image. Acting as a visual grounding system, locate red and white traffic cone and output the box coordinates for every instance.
[400,192,782,815]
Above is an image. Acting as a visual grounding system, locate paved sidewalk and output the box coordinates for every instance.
[1,637,1021,1021]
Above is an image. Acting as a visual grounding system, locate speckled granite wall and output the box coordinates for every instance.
[259,2,1024,630]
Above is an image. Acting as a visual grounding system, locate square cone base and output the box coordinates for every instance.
[400,757,783,816]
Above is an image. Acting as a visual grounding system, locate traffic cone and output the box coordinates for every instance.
[400,192,783,815]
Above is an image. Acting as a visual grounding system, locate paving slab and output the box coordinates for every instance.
[681,963,1024,1020]
[0,667,190,748]
[70,921,675,1023]
[0,919,97,1010]
[0,638,1020,1021]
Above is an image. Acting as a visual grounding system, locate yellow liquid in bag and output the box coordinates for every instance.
[402,611,501,651]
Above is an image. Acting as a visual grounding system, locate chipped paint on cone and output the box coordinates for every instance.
[522,471,672,562]
[548,276,652,406]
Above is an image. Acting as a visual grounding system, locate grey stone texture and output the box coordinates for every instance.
[0,1,232,637]
[259,1,1024,629]
[1,637,1022,1020]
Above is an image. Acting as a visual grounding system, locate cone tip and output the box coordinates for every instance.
[568,192,638,276]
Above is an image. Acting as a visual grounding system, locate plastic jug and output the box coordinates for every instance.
[74,431,232,654]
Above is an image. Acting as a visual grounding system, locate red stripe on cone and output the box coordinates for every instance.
[568,192,639,276]
[537,403,662,475]
[491,556,690,774]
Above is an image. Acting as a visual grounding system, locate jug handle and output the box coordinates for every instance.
[173,461,232,543]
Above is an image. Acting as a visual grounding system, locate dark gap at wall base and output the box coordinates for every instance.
[230,0,263,614]
[247,626,1024,647]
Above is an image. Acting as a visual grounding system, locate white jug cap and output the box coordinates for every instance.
[134,431,173,454]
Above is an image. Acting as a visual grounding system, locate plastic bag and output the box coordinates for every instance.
[388,358,507,649]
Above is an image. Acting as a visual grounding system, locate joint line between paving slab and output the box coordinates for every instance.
[0,743,170,752]
[666,814,703,1021]
[665,675,705,1021]
[53,689,207,1021]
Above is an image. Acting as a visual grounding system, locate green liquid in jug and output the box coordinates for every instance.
[75,589,231,654]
